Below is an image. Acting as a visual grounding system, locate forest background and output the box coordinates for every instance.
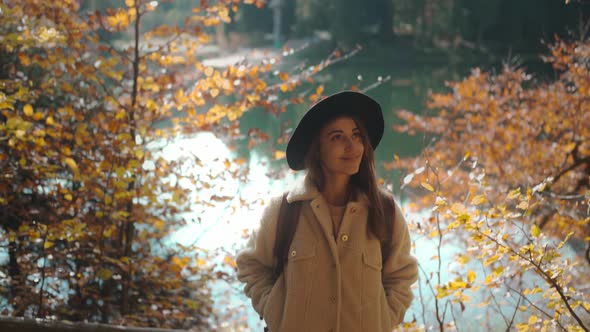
[1,0,589,331]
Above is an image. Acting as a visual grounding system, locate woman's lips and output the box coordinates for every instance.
[340,155,361,161]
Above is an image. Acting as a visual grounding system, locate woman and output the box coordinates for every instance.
[236,91,418,332]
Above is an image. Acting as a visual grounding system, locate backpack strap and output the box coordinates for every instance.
[272,192,303,281]
[380,192,396,266]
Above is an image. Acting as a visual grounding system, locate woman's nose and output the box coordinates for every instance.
[343,136,353,149]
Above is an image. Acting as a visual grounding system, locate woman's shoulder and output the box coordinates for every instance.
[376,187,395,203]
[261,193,285,215]
[376,188,404,215]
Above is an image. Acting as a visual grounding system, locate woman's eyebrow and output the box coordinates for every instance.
[327,129,344,136]
[326,128,360,136]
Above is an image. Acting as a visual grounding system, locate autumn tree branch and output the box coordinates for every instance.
[477,227,589,331]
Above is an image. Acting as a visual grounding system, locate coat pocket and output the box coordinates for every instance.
[263,275,286,332]
[285,242,316,293]
[362,251,383,303]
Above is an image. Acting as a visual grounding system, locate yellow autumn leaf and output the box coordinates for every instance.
[44,241,54,249]
[457,255,470,265]
[471,195,486,205]
[531,224,541,237]
[529,287,542,294]
[493,266,504,276]
[23,104,33,116]
[528,315,538,324]
[449,279,467,289]
[278,72,289,81]
[134,149,144,159]
[316,85,324,95]
[435,286,451,299]
[507,188,521,200]
[564,142,577,152]
[172,256,189,269]
[516,200,529,210]
[18,53,30,66]
[64,157,79,174]
[64,194,72,201]
[97,269,114,280]
[185,299,200,310]
[249,66,259,78]
[46,116,54,126]
[483,253,501,266]
[421,182,434,192]
[450,202,467,215]
[0,101,14,110]
[102,227,113,237]
[115,166,125,178]
[196,258,207,267]
[557,231,574,249]
[516,323,529,332]
[224,255,236,268]
[467,270,476,283]
[154,219,165,231]
[274,150,286,160]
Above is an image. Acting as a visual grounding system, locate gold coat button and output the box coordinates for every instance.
[341,234,349,242]
[290,250,297,257]
[350,207,357,213]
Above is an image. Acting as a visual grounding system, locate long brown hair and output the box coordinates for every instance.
[303,115,389,241]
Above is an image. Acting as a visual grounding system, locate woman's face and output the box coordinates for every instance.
[318,116,365,177]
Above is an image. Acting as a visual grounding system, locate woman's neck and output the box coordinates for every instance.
[321,173,351,206]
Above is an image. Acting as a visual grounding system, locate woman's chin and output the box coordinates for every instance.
[341,166,361,176]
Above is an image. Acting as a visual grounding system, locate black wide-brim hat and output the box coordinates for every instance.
[286,90,384,170]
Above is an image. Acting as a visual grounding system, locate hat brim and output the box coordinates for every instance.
[286,91,384,171]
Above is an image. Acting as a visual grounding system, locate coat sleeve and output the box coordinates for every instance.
[235,195,282,316]
[382,199,418,325]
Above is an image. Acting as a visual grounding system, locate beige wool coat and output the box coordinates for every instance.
[236,175,418,332]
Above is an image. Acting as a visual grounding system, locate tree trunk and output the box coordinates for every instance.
[378,0,395,41]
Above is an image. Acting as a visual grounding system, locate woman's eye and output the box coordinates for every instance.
[353,132,362,139]
[331,134,342,141]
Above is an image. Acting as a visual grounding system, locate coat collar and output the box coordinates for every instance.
[286,173,370,207]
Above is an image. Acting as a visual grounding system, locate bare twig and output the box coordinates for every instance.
[506,285,567,331]
[506,294,522,331]
[477,228,589,331]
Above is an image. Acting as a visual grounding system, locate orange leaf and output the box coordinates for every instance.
[316,85,324,95]
[233,158,247,165]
